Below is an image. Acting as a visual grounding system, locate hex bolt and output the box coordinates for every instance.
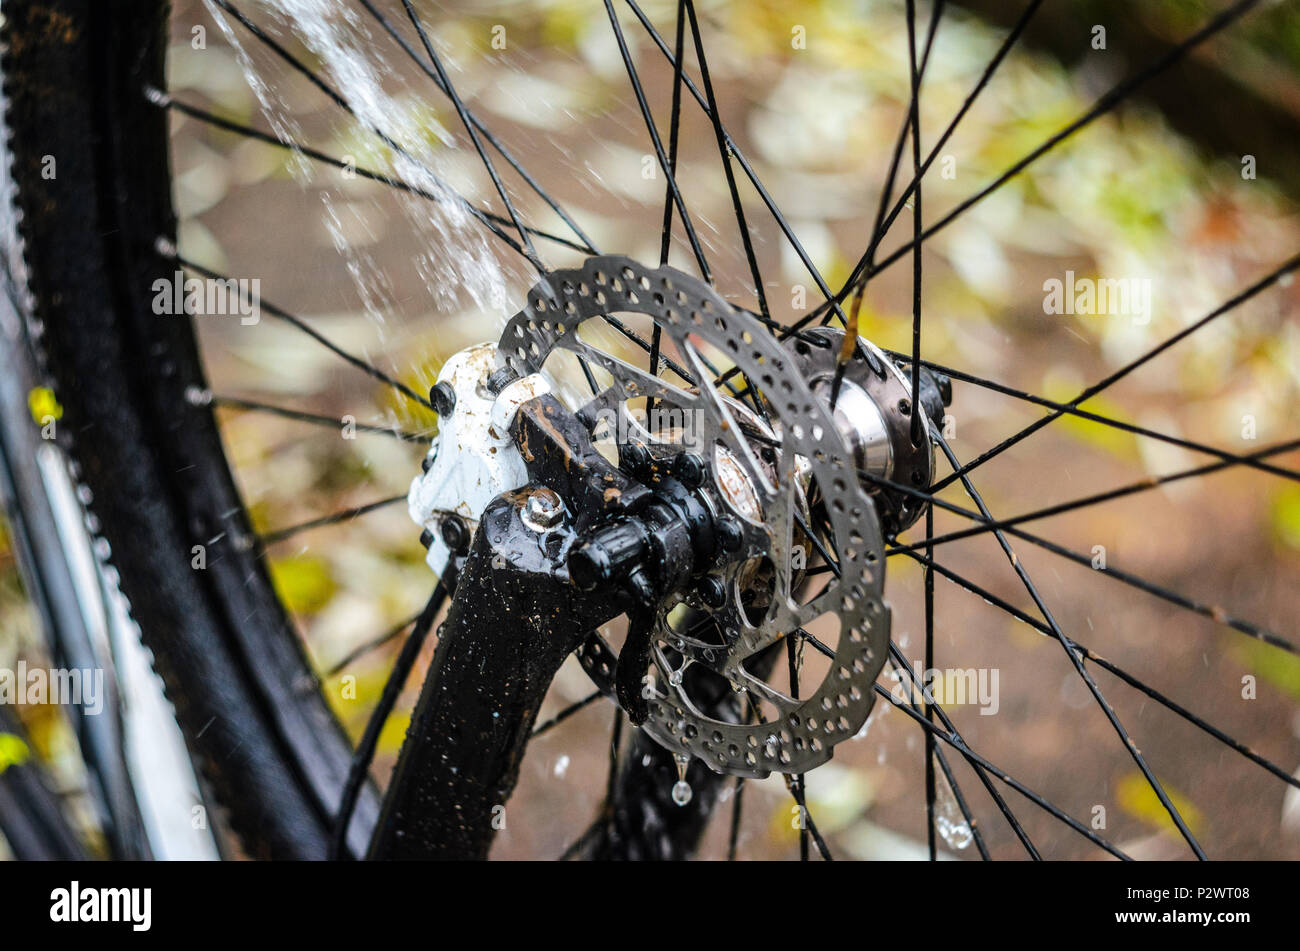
[419,529,434,550]
[429,381,456,418]
[697,575,727,609]
[525,487,564,530]
[674,452,706,489]
[440,514,469,553]
[620,442,650,475]
[485,366,519,396]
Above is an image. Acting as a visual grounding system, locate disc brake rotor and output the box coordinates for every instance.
[497,256,891,778]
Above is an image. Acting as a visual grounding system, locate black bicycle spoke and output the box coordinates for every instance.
[644,0,688,419]
[803,628,1020,859]
[934,251,1300,491]
[833,0,943,368]
[870,466,1300,659]
[558,818,605,861]
[853,0,1265,288]
[623,0,852,329]
[874,682,1131,859]
[934,434,1206,859]
[831,0,1044,307]
[891,543,1300,794]
[161,97,587,254]
[796,510,841,579]
[897,439,1300,553]
[400,0,544,270]
[213,395,429,443]
[923,481,937,862]
[331,582,446,859]
[259,494,406,547]
[883,649,993,867]
[531,690,604,739]
[885,649,996,861]
[783,768,832,861]
[603,0,711,282]
[832,0,939,409]
[814,635,1074,859]
[210,0,536,261]
[727,776,745,861]
[904,0,929,445]
[354,0,600,256]
[882,349,1300,487]
[684,0,773,326]
[173,254,435,410]
[321,609,423,680]
[786,636,809,861]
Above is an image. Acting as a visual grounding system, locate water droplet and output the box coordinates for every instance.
[671,780,692,807]
[553,754,570,778]
[933,763,972,850]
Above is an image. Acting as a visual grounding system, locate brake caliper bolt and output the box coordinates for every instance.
[525,487,563,530]
[697,575,727,609]
[485,366,519,395]
[429,381,456,417]
[674,452,706,489]
[440,514,470,553]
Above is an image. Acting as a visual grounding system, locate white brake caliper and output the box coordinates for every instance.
[408,343,552,576]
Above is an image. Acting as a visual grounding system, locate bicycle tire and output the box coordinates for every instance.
[1,0,377,859]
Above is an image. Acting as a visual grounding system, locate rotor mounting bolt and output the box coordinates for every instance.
[674,452,706,489]
[621,442,650,475]
[524,487,563,530]
[697,575,727,609]
[716,518,743,554]
[429,381,456,418]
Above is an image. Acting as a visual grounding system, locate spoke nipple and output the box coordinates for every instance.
[440,514,470,553]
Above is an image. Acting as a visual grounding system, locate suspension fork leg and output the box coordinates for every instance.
[368,487,621,860]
